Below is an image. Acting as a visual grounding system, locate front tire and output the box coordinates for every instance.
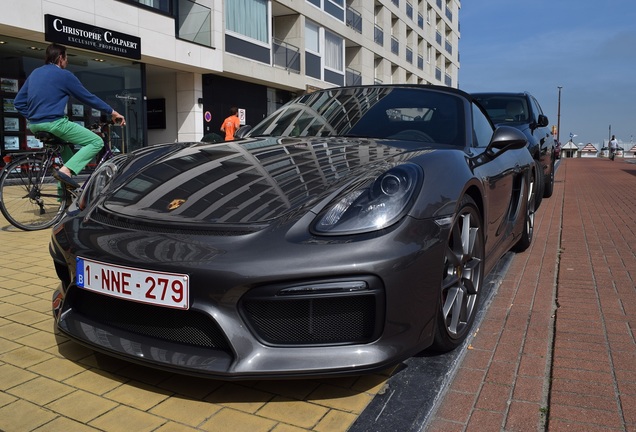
[430,195,484,352]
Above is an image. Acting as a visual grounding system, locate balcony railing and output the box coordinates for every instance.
[346,6,362,33]
[391,36,399,55]
[176,0,211,46]
[374,24,384,46]
[273,38,300,73]
[346,68,362,86]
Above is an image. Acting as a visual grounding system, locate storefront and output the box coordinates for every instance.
[0,16,145,159]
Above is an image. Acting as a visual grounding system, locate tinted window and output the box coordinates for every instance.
[472,102,494,148]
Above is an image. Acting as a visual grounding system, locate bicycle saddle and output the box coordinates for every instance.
[35,131,61,143]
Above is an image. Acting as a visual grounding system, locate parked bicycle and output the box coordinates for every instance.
[0,131,116,231]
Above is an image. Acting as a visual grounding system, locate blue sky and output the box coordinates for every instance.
[458,1,636,146]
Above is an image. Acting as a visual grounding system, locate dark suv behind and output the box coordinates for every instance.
[473,92,555,208]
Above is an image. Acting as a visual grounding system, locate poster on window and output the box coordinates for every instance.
[72,104,84,117]
[4,136,20,150]
[1,78,19,93]
[26,135,43,149]
[3,98,17,113]
[4,117,19,132]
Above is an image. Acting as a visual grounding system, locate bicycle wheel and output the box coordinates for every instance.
[0,153,69,230]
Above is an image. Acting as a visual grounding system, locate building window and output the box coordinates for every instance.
[305,21,320,54]
[118,0,172,14]
[227,0,268,43]
[324,31,343,72]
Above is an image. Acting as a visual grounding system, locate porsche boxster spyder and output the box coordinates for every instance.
[50,85,536,379]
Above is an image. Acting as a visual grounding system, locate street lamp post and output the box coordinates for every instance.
[557,86,562,144]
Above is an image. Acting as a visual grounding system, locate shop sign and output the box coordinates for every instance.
[45,14,141,60]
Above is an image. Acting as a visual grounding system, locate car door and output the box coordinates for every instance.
[529,96,552,161]
[470,102,520,257]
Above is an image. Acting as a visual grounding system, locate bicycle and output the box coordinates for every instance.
[0,131,116,231]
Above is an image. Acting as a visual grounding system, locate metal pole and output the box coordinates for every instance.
[557,86,562,144]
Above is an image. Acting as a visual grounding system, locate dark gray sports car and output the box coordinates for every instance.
[50,85,536,379]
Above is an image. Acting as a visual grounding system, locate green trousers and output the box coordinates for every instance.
[29,117,104,175]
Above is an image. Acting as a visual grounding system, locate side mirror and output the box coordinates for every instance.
[235,125,252,139]
[485,125,527,159]
[536,114,549,128]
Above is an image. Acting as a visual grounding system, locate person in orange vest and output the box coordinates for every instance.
[220,107,240,141]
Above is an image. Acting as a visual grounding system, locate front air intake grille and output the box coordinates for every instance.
[69,287,230,351]
[242,295,377,345]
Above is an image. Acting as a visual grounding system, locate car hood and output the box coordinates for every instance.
[99,136,424,227]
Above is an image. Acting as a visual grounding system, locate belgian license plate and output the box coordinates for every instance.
[76,257,189,309]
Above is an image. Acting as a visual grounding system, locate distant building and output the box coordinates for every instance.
[561,140,578,158]
[580,143,599,158]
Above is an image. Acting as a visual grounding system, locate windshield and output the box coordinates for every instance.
[474,95,529,124]
[248,87,465,146]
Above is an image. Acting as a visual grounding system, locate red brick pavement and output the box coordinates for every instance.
[428,158,636,431]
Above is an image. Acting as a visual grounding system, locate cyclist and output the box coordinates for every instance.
[14,43,126,189]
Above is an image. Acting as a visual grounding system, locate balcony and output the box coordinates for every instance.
[273,39,300,73]
[346,6,362,33]
[176,0,211,47]
[346,68,362,86]
[374,24,384,46]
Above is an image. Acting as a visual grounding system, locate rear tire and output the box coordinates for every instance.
[533,160,544,209]
[513,166,536,252]
[0,154,69,231]
[430,195,484,353]
[543,158,554,198]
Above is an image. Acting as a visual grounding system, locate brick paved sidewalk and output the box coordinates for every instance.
[429,158,636,431]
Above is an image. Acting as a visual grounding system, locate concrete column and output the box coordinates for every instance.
[176,72,203,142]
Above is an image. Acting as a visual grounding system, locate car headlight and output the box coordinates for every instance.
[78,155,126,211]
[313,163,422,235]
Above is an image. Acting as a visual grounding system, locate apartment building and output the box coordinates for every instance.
[0,0,460,155]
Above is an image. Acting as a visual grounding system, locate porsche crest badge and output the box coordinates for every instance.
[167,199,186,211]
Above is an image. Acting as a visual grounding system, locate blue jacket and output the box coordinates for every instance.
[14,64,113,124]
